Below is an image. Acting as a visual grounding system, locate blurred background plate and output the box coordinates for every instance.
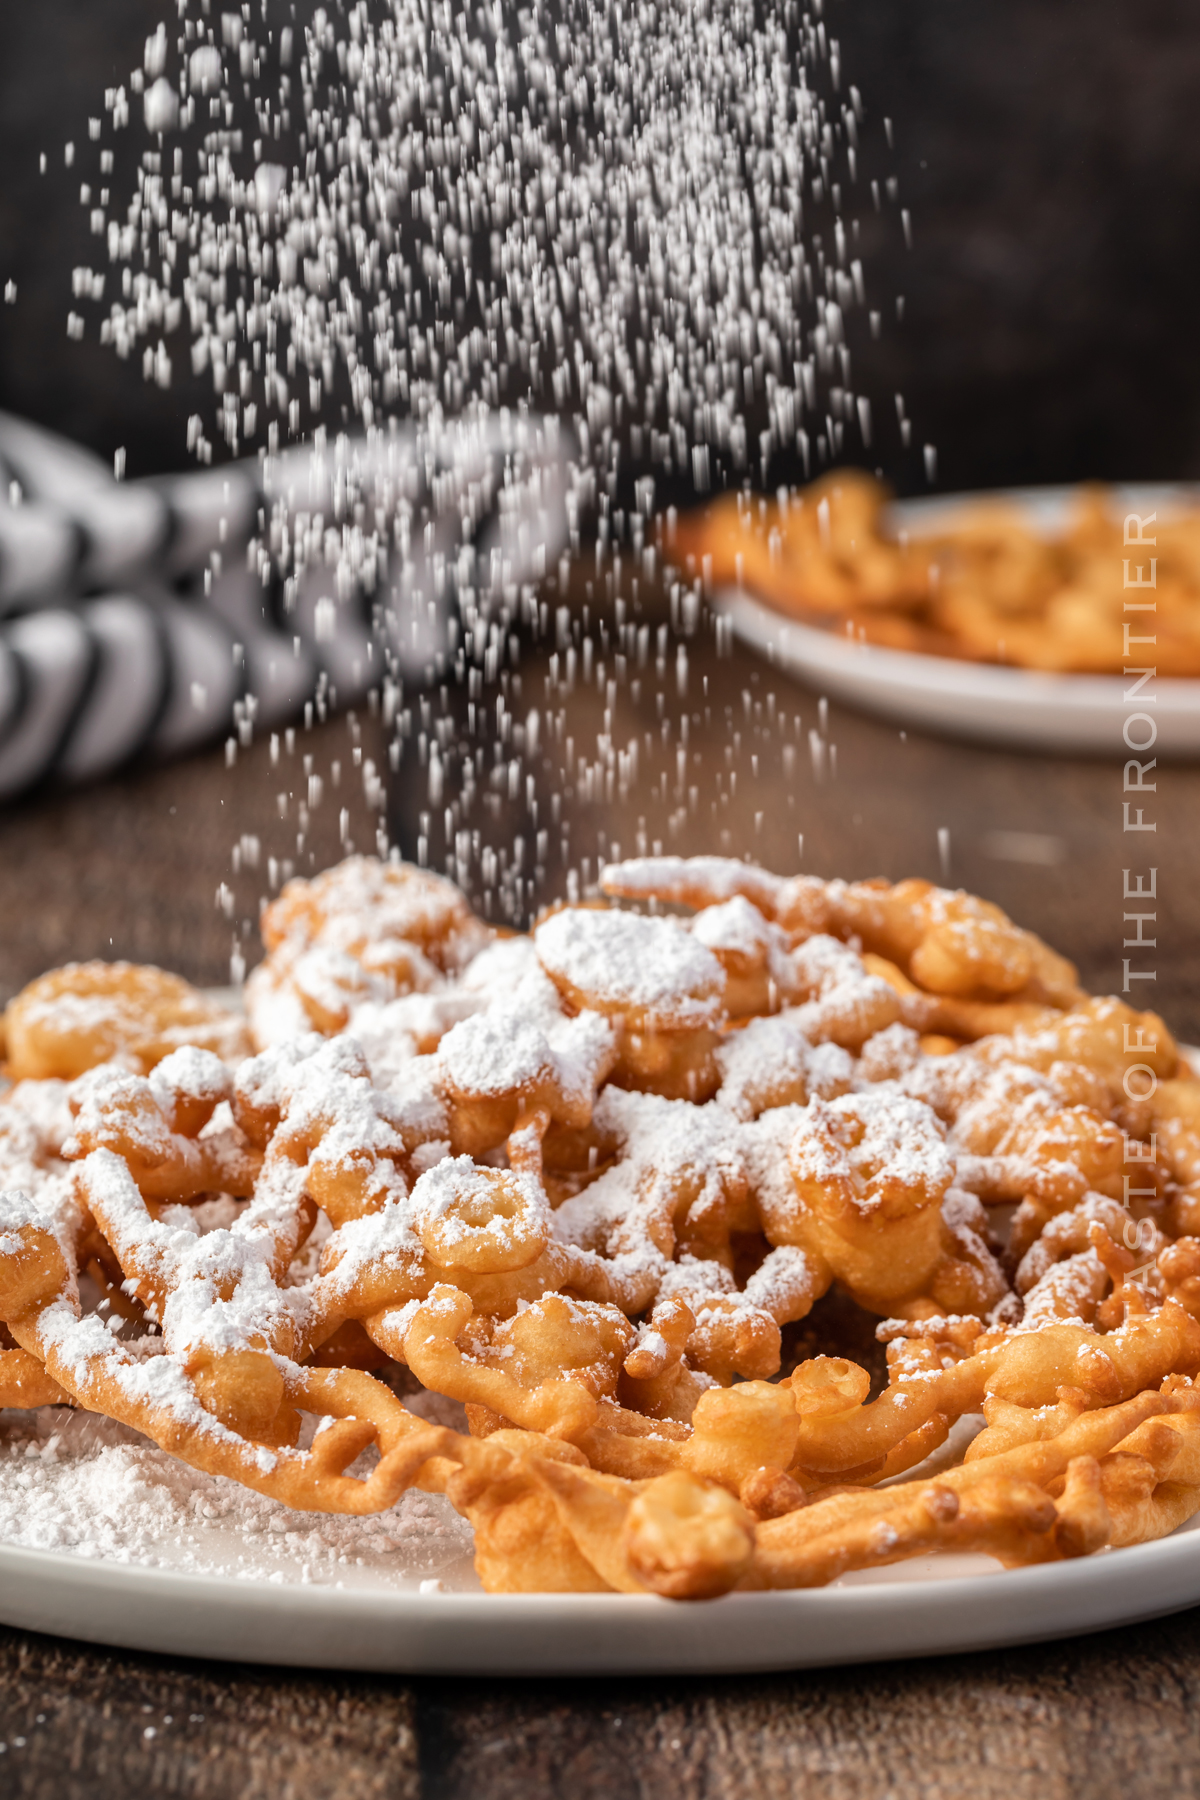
[719,484,1200,756]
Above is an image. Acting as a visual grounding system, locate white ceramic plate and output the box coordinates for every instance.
[6,1104,1199,1678]
[2,1525,1199,1675]
[2,1401,1199,1673]
[719,483,1200,756]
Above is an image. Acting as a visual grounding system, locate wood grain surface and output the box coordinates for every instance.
[3,1612,1200,1799]
[0,634,1198,1797]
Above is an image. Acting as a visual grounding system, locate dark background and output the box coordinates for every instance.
[2,0,1199,491]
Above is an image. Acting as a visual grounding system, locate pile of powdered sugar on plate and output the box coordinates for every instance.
[0,1392,479,1592]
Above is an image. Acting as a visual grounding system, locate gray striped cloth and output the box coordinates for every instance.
[0,411,570,801]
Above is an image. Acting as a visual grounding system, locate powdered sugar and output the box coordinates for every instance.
[535,906,724,1026]
[0,1404,477,1588]
[789,1085,955,1211]
[243,960,315,1049]
[439,1014,556,1099]
[692,896,788,969]
[602,856,787,916]
[409,1155,549,1260]
[263,856,485,969]
[716,1015,853,1119]
[1017,1248,1109,1329]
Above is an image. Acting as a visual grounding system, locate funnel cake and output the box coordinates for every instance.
[3,853,1200,1598]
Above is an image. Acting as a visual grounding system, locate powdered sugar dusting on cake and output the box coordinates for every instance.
[535,907,724,1026]
[789,1085,955,1213]
[716,1016,853,1119]
[602,856,786,915]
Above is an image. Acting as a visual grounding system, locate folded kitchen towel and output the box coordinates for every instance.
[0,410,571,802]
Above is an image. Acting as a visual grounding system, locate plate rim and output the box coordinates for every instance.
[717,586,1200,705]
[2,1513,1199,1674]
[2,1513,1198,1602]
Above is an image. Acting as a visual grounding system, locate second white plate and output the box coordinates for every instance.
[719,483,1200,756]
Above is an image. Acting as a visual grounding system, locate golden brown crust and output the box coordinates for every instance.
[4,961,250,1080]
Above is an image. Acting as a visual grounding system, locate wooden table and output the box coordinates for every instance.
[1,630,1198,1797]
[2,1608,1200,1799]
